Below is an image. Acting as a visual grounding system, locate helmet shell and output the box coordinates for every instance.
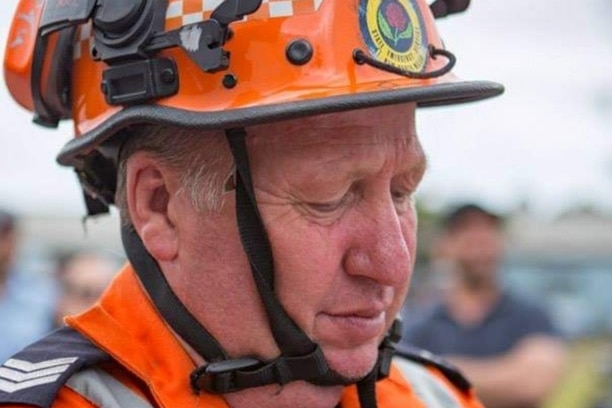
[4,0,503,175]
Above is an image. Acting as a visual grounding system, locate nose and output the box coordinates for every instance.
[342,198,415,287]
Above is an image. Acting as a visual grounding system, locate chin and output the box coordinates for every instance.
[322,342,380,380]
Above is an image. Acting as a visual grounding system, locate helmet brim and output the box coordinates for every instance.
[57,79,503,167]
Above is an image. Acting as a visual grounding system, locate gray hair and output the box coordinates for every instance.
[115,125,233,225]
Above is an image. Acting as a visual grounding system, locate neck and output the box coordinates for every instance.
[225,381,343,408]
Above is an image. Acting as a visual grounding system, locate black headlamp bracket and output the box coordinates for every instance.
[32,0,263,124]
[101,57,179,106]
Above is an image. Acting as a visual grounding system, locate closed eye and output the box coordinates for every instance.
[391,189,415,213]
[306,191,355,214]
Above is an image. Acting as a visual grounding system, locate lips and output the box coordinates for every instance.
[316,308,388,348]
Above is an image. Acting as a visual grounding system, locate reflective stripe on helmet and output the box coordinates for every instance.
[165,0,324,29]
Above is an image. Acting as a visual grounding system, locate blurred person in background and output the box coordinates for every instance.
[53,251,120,328]
[400,203,567,408]
[0,209,56,362]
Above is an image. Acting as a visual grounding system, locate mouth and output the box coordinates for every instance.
[316,309,387,348]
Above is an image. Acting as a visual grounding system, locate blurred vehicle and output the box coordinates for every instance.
[503,256,612,408]
[502,256,612,339]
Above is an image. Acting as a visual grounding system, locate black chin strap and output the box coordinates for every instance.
[122,223,346,394]
[121,127,402,408]
[224,128,314,354]
[121,225,227,362]
[222,128,349,387]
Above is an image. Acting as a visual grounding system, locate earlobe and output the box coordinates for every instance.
[126,153,179,262]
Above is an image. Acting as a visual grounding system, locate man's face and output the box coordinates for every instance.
[444,215,504,285]
[56,255,117,325]
[246,103,425,379]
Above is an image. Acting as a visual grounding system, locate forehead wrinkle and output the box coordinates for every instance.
[253,129,418,163]
[247,106,419,180]
[298,134,425,186]
[264,131,418,177]
[248,105,416,149]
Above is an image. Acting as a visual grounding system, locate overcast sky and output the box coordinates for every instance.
[0,0,611,219]
[422,0,612,218]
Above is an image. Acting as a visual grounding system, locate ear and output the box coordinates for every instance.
[126,152,179,262]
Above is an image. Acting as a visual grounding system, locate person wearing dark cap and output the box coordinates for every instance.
[400,203,567,408]
[0,209,56,363]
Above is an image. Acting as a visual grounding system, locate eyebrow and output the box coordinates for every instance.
[396,132,427,173]
[401,151,428,188]
[416,151,428,175]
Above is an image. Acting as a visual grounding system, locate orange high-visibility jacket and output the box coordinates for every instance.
[0,265,484,408]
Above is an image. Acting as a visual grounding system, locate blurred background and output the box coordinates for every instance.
[0,0,610,406]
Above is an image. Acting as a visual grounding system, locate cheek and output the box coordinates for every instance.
[269,222,346,330]
[267,205,419,333]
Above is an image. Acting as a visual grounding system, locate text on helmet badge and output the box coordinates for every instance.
[359,0,428,73]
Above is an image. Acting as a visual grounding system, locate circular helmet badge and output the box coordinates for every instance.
[359,0,429,72]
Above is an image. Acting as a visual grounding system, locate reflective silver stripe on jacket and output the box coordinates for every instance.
[66,367,154,408]
[393,358,462,408]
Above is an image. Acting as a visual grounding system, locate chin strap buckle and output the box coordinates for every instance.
[377,318,403,379]
[190,320,403,395]
[190,358,264,394]
[190,345,344,394]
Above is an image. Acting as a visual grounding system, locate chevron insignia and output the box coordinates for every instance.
[0,357,78,393]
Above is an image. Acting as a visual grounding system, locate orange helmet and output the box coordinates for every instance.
[5,0,502,210]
